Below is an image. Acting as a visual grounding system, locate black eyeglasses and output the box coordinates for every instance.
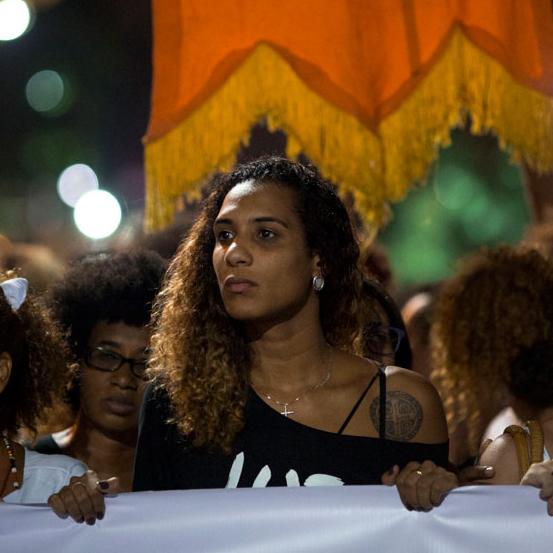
[363,324,405,356]
[84,347,150,380]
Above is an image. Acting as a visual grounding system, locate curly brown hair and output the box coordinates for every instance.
[0,271,72,438]
[508,340,553,409]
[49,250,167,411]
[149,157,364,453]
[430,246,553,458]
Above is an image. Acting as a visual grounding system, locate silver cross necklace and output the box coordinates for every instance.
[254,348,333,417]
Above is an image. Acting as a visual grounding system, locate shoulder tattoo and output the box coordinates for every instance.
[369,391,423,441]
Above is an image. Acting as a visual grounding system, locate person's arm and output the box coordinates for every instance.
[382,366,449,444]
[478,434,553,516]
[476,434,521,484]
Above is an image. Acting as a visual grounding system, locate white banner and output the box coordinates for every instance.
[1,486,551,553]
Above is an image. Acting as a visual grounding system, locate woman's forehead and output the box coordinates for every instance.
[218,180,297,218]
[225,179,257,199]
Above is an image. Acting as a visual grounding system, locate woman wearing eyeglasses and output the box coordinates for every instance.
[360,278,412,370]
[34,251,166,492]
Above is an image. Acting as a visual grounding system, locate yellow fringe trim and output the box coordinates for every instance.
[144,29,553,231]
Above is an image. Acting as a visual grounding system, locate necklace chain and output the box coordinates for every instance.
[2,432,20,492]
[255,348,333,417]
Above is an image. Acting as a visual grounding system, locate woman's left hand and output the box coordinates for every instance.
[381,460,459,511]
[520,460,553,516]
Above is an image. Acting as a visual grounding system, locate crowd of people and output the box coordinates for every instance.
[1,156,553,524]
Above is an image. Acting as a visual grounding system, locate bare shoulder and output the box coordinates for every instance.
[478,433,522,484]
[386,364,431,385]
[373,365,448,443]
[386,366,442,402]
[332,351,379,386]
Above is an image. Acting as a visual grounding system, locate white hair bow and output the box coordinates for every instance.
[0,278,28,312]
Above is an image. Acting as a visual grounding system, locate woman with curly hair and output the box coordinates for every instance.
[52,157,455,522]
[431,246,553,467]
[35,251,166,493]
[472,340,553,516]
[0,272,86,503]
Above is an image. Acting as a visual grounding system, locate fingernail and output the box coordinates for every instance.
[86,518,95,526]
[98,480,109,490]
[484,466,494,474]
[96,512,104,520]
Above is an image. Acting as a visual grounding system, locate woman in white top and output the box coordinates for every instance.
[478,340,553,514]
[0,273,86,504]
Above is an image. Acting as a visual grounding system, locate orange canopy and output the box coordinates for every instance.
[145,0,553,230]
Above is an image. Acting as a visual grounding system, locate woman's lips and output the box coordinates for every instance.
[224,277,257,293]
[104,397,135,416]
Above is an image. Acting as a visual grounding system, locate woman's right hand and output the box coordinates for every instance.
[520,460,553,516]
[381,460,458,511]
[48,470,120,524]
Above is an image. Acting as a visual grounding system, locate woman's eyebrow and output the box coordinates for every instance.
[94,340,121,348]
[213,216,289,228]
[213,218,232,227]
[252,216,289,228]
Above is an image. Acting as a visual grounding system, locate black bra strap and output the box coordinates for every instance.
[378,365,387,439]
[337,371,379,435]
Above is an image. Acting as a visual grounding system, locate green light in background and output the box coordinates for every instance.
[499,158,523,189]
[459,189,491,228]
[433,165,479,210]
[400,188,440,233]
[375,129,528,288]
[25,70,71,115]
[389,235,452,285]
[462,200,508,243]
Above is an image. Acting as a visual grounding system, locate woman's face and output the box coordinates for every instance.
[79,321,150,436]
[212,181,320,324]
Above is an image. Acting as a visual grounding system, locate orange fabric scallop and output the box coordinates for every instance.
[144,0,553,230]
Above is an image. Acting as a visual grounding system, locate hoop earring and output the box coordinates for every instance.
[312,275,325,292]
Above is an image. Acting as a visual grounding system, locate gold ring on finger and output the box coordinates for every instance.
[72,481,87,489]
[415,469,423,476]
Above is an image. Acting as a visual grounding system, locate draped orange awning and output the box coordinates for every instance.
[144,0,553,231]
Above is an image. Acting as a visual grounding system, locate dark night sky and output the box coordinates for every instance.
[0,0,152,241]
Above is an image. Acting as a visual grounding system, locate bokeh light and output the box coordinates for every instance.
[73,190,122,239]
[459,190,491,231]
[57,163,99,207]
[433,165,478,210]
[0,0,31,41]
[380,129,528,286]
[463,202,508,243]
[392,236,451,283]
[25,70,66,113]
